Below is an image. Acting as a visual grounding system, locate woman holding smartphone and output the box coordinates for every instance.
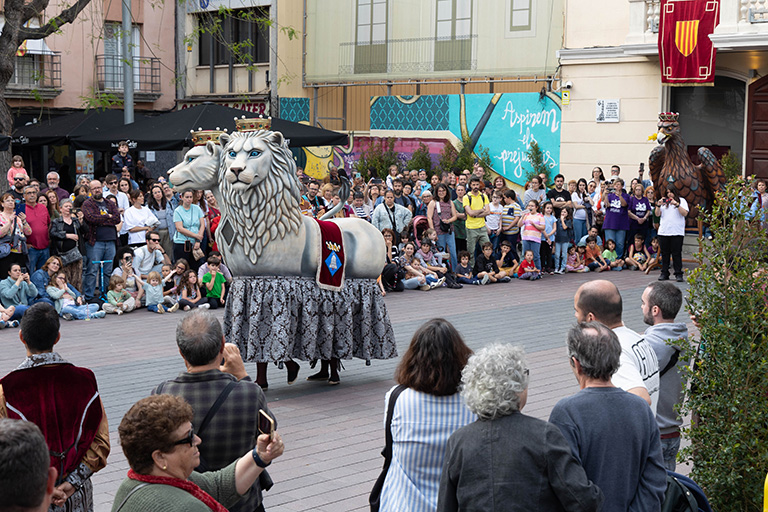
[655,189,688,282]
[173,190,205,271]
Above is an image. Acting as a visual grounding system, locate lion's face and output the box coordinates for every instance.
[222,135,275,189]
[168,142,221,191]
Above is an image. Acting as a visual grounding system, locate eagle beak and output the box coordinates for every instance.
[656,131,667,144]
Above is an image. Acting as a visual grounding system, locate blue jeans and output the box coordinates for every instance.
[147,304,162,313]
[84,241,116,300]
[9,304,28,321]
[555,242,569,271]
[603,229,626,259]
[61,304,101,320]
[573,219,587,244]
[27,247,49,273]
[660,435,681,471]
[437,232,458,271]
[521,240,541,270]
[457,275,479,285]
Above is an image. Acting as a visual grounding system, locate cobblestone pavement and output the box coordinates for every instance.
[0,268,693,511]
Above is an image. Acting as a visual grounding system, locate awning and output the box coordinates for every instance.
[70,103,349,151]
[12,110,149,147]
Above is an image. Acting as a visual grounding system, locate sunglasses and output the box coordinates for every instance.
[149,238,160,242]
[172,427,195,447]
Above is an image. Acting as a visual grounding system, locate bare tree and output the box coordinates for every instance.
[0,0,93,157]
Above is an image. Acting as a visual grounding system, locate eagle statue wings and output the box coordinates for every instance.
[648,112,726,219]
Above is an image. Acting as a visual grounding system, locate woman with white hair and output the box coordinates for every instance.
[437,344,603,512]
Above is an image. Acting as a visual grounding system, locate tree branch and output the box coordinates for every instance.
[19,0,93,40]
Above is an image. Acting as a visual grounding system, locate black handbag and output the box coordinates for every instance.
[369,385,406,511]
[59,247,82,266]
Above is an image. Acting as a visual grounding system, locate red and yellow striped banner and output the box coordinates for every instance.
[675,20,700,57]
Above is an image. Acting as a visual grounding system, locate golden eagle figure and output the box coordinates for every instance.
[648,112,726,219]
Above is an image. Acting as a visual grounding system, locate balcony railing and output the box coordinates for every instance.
[339,35,478,76]
[6,52,62,99]
[95,54,161,101]
[644,0,768,32]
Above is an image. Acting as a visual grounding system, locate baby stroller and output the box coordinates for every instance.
[410,215,430,248]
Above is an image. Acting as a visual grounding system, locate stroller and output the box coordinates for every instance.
[410,215,430,248]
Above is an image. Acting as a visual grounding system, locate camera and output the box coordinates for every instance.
[563,81,573,90]
[353,172,362,179]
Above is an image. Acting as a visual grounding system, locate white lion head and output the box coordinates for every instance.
[217,130,303,265]
[168,141,221,192]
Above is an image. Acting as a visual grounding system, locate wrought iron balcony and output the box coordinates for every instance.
[6,52,62,100]
[339,35,477,76]
[95,54,161,102]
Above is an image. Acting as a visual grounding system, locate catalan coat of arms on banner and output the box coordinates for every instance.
[658,0,720,85]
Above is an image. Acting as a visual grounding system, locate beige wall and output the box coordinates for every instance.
[564,0,629,49]
[559,58,662,181]
[10,0,176,111]
[304,0,563,83]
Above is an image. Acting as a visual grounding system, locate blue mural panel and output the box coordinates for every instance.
[447,93,560,186]
[370,95,449,131]
[280,97,310,123]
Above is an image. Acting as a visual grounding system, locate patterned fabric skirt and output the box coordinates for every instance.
[224,276,397,363]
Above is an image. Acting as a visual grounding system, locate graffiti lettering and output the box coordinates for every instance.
[501,101,560,135]
[494,145,557,178]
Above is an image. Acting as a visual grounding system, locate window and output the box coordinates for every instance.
[198,7,270,67]
[103,23,141,89]
[435,0,472,71]
[510,0,532,32]
[355,0,387,74]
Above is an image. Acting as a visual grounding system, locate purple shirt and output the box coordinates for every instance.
[602,192,630,231]
[628,196,651,230]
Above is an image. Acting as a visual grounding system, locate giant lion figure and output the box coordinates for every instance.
[169,129,385,279]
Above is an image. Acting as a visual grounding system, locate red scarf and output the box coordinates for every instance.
[127,469,228,512]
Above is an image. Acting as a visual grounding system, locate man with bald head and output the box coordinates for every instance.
[81,180,121,301]
[573,279,660,413]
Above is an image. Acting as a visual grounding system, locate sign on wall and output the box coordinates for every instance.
[178,100,269,116]
[596,99,620,123]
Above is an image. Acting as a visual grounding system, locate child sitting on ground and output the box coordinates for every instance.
[178,269,210,310]
[202,257,227,309]
[455,250,479,285]
[144,271,178,313]
[645,237,661,274]
[474,241,510,284]
[565,245,587,273]
[517,250,542,280]
[601,239,624,271]
[196,251,233,283]
[625,233,650,271]
[496,240,519,277]
[423,228,449,266]
[415,238,448,279]
[103,276,136,315]
[585,236,610,272]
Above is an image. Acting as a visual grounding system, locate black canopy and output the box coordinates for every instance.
[12,110,149,147]
[70,103,348,151]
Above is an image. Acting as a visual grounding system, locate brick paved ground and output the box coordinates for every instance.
[0,267,694,511]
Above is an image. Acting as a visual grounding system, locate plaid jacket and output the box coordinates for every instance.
[153,370,275,511]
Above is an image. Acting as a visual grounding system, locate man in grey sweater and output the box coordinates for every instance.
[550,322,666,511]
[642,281,689,471]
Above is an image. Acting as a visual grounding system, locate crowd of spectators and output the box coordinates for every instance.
[0,142,229,326]
[297,162,708,292]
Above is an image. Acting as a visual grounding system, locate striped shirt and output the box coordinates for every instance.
[380,386,476,512]
[501,202,523,235]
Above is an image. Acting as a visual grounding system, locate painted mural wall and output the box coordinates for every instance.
[278,93,562,186]
[371,93,562,187]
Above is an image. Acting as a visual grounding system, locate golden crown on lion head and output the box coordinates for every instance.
[234,115,272,132]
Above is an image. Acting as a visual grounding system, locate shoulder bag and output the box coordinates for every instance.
[369,384,407,512]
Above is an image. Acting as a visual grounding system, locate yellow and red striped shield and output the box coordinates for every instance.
[675,20,699,57]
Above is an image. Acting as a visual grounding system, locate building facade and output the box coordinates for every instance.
[559,0,767,180]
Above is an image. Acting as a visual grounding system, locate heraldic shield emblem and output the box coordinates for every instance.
[675,20,700,57]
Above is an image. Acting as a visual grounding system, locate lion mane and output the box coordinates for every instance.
[218,130,303,265]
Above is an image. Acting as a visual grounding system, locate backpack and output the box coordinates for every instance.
[662,471,712,512]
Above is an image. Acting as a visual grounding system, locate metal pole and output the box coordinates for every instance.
[270,0,278,116]
[122,0,134,124]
